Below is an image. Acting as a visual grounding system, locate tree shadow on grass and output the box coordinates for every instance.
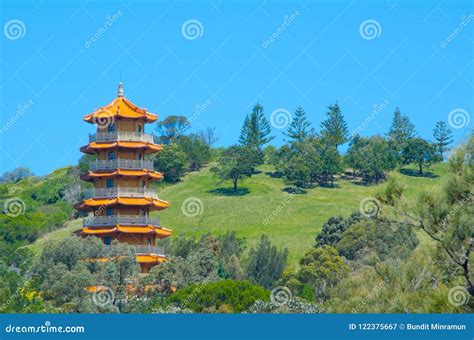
[207,187,250,196]
[282,187,307,194]
[400,168,438,178]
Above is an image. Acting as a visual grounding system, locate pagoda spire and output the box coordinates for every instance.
[118,81,124,97]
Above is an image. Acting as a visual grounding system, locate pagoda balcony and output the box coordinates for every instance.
[83,187,160,200]
[89,131,159,144]
[135,245,165,256]
[89,159,154,171]
[103,245,166,256]
[83,215,160,227]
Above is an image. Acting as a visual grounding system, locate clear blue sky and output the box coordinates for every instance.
[1,0,472,175]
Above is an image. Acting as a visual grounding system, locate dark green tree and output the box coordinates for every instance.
[402,138,436,175]
[156,115,190,144]
[433,121,454,160]
[239,103,274,164]
[387,108,417,158]
[320,102,349,148]
[211,146,255,192]
[347,135,397,184]
[285,106,314,143]
[246,235,288,289]
[177,134,212,171]
[154,143,189,182]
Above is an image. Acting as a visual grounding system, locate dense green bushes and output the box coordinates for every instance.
[167,280,269,313]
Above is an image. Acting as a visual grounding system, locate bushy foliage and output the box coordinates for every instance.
[177,134,212,171]
[247,297,322,314]
[211,145,256,191]
[154,143,189,183]
[167,280,269,313]
[315,213,363,248]
[245,235,288,289]
[336,220,419,261]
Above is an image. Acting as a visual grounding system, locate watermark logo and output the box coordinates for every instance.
[3,197,26,217]
[448,108,470,129]
[447,286,469,306]
[92,109,115,129]
[359,19,382,40]
[181,19,204,40]
[0,99,34,135]
[92,286,114,307]
[84,11,122,48]
[4,19,26,40]
[270,286,293,306]
[359,197,382,218]
[270,108,292,129]
[181,197,204,217]
[440,14,474,48]
[262,10,300,48]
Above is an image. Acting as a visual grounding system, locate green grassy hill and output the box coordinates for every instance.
[29,162,447,266]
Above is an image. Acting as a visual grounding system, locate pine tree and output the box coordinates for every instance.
[320,102,349,148]
[387,108,417,154]
[432,121,453,160]
[285,106,314,143]
[238,103,274,164]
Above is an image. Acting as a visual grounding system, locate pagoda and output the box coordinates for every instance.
[75,82,171,273]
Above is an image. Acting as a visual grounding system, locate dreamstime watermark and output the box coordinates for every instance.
[263,193,295,225]
[439,191,473,229]
[351,99,389,137]
[0,279,32,312]
[0,99,34,134]
[177,99,213,137]
[359,19,382,40]
[92,108,115,129]
[440,14,474,48]
[270,108,292,129]
[448,108,470,129]
[181,19,204,40]
[3,19,26,40]
[359,197,382,218]
[447,286,470,307]
[91,286,115,307]
[181,197,204,217]
[270,286,293,306]
[262,10,300,48]
[351,281,386,313]
[3,197,26,217]
[84,11,122,48]
[5,321,85,334]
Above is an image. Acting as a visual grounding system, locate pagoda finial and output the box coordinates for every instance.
[118,81,124,97]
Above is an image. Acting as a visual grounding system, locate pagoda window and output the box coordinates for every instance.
[108,151,116,160]
[137,125,142,133]
[138,153,142,160]
[104,236,111,247]
[107,123,115,132]
[106,207,113,216]
[141,180,146,188]
[106,179,114,188]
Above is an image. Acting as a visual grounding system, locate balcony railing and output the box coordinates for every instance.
[83,215,160,227]
[89,132,159,144]
[89,159,154,171]
[103,245,166,257]
[135,245,165,256]
[83,187,160,200]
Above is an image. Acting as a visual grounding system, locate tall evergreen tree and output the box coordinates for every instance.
[239,103,274,164]
[285,106,314,143]
[432,121,454,160]
[320,102,349,148]
[387,108,417,154]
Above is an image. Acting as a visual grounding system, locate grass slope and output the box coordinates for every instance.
[30,163,448,266]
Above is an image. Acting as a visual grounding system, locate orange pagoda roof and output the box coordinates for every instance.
[75,197,170,212]
[80,141,163,154]
[83,90,157,124]
[80,225,172,238]
[81,169,163,181]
